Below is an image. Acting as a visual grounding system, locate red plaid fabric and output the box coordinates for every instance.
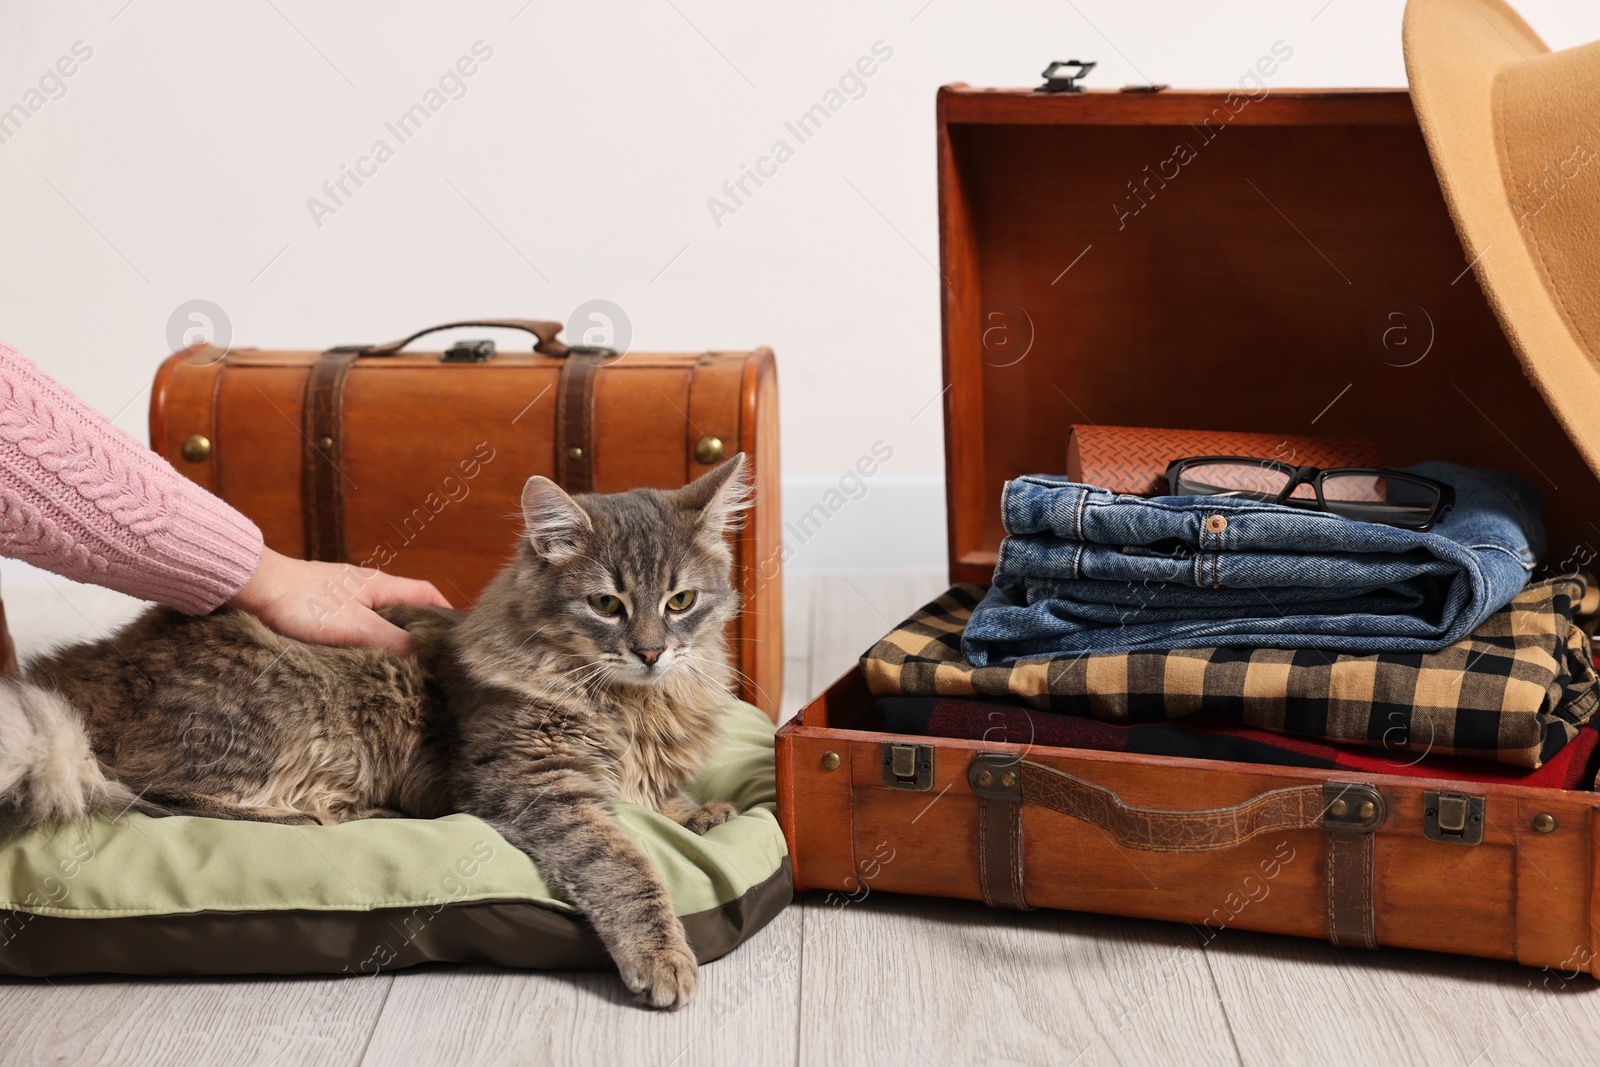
[878,697,1600,788]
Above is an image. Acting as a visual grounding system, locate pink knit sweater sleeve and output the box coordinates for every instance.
[0,341,263,614]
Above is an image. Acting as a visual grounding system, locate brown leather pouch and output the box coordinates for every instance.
[1066,424,1384,495]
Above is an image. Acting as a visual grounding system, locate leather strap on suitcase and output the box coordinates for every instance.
[968,755,1384,948]
[302,349,359,562]
[555,351,601,494]
[300,319,594,562]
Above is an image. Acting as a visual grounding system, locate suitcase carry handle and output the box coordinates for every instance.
[966,754,1385,946]
[357,319,570,358]
[967,754,1384,852]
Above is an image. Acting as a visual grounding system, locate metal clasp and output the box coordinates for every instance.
[1038,59,1097,94]
[443,339,496,363]
[881,743,934,791]
[1422,790,1485,845]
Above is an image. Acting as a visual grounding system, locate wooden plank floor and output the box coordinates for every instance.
[2,569,1598,1066]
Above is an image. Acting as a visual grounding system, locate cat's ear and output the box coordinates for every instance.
[520,476,592,560]
[679,453,750,536]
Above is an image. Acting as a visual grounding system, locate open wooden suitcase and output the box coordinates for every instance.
[149,319,783,718]
[776,85,1600,973]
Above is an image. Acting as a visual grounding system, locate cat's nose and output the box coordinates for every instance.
[632,646,665,667]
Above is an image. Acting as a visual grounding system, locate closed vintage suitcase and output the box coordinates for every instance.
[777,86,1600,972]
[149,318,782,718]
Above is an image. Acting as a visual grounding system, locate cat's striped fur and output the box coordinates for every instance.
[0,454,751,1008]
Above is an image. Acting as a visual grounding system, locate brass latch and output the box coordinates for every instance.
[1422,790,1485,845]
[881,743,934,791]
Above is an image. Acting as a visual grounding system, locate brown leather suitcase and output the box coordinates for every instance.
[776,86,1600,972]
[149,318,782,718]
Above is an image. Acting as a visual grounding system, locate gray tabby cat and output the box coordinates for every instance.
[0,454,752,1009]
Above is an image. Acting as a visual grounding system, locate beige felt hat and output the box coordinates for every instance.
[1404,0,1600,477]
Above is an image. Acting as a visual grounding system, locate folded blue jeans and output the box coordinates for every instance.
[961,463,1543,665]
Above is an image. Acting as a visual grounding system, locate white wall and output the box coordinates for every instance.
[2,0,1597,577]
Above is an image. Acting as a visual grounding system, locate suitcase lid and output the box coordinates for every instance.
[936,84,1598,586]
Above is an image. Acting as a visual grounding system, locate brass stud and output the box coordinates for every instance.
[316,435,335,451]
[180,434,212,462]
[1533,813,1558,834]
[1000,770,1018,789]
[567,446,584,463]
[695,435,725,465]
[1328,799,1350,819]
[1356,801,1376,821]
[975,769,994,788]
[820,751,841,772]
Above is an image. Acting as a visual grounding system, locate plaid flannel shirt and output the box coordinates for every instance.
[861,578,1598,769]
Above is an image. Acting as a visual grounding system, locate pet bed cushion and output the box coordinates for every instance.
[0,701,789,977]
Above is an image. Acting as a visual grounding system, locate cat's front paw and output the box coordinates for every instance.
[615,928,698,1010]
[683,800,739,835]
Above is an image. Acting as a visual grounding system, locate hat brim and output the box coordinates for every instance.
[1404,0,1600,481]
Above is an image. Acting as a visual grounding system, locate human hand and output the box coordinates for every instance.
[228,547,452,655]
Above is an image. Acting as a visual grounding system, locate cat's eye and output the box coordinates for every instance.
[587,593,624,617]
[665,590,697,612]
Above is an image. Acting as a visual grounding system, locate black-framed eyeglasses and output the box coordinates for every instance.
[1164,456,1456,531]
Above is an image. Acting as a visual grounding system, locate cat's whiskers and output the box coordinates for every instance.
[480,659,617,753]
[509,624,552,655]
[678,650,766,707]
[471,663,615,759]
[671,656,735,699]
[672,659,723,694]
[703,650,758,688]
[541,660,616,703]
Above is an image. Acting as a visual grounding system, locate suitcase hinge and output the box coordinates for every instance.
[881,743,934,791]
[1422,790,1485,845]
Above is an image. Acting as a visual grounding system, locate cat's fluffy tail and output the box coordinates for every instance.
[0,678,146,832]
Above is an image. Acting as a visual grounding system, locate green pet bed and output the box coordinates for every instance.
[0,702,790,977]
